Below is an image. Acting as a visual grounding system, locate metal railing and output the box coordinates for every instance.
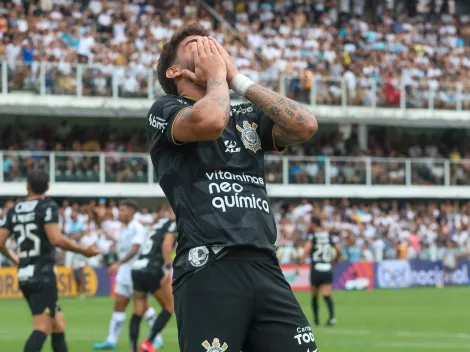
[2,60,470,112]
[2,151,470,186]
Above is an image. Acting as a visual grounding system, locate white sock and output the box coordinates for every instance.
[106,311,126,345]
[144,307,156,328]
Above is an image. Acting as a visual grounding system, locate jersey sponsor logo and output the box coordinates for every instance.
[188,246,209,267]
[224,140,240,153]
[205,171,270,213]
[14,200,38,213]
[236,120,262,153]
[202,338,228,352]
[230,105,253,116]
[148,114,168,131]
[294,326,315,345]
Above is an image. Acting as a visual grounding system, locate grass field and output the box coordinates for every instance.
[1,287,469,352]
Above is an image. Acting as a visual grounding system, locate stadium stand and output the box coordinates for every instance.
[1,0,470,107]
[1,197,469,266]
[0,0,470,268]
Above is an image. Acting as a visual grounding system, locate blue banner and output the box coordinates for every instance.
[375,260,470,289]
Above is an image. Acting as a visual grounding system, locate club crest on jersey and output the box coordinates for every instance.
[188,246,209,267]
[236,120,262,153]
[202,338,228,352]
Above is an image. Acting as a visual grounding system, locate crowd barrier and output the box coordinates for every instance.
[1,260,469,299]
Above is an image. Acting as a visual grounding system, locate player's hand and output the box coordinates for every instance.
[160,270,171,286]
[208,37,239,84]
[180,36,227,86]
[108,262,120,277]
[82,242,103,258]
[10,252,19,266]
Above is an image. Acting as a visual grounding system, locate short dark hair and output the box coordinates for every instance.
[157,23,210,96]
[119,199,138,212]
[311,217,322,227]
[27,170,49,195]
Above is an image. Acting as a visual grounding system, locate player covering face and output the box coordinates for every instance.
[148,23,319,352]
[0,170,102,352]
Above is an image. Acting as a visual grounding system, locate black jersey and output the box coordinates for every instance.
[0,199,59,284]
[307,231,336,273]
[133,218,177,273]
[147,95,283,281]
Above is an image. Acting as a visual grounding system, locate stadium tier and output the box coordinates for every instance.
[0,0,470,352]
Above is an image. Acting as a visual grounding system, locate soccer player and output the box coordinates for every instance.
[299,218,342,327]
[129,207,177,352]
[0,170,102,352]
[93,200,156,351]
[148,24,319,352]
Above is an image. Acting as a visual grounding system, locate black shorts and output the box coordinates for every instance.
[174,247,318,352]
[132,269,165,294]
[310,269,333,287]
[74,267,84,282]
[20,281,61,317]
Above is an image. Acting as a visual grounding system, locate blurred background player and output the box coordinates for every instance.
[299,217,342,327]
[129,207,177,352]
[93,200,155,351]
[440,240,461,288]
[63,209,87,298]
[0,170,102,352]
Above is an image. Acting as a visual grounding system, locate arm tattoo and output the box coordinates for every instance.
[284,108,294,117]
[206,78,230,124]
[245,84,317,146]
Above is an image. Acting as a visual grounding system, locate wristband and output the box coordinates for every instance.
[230,74,255,98]
[163,264,172,271]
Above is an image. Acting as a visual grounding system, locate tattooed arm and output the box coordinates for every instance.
[244,84,318,148]
[173,77,230,143]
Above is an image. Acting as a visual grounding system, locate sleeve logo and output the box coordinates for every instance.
[202,338,228,352]
[236,120,262,153]
[148,114,168,132]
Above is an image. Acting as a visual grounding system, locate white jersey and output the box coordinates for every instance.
[116,220,145,283]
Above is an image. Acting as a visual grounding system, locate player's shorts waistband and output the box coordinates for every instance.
[224,246,275,261]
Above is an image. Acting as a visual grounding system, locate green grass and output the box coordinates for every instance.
[1,287,470,351]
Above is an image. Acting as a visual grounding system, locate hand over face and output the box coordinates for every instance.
[208,37,240,84]
[180,36,227,86]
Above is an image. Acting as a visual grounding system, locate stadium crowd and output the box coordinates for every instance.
[1,0,470,107]
[1,197,469,267]
[2,121,470,185]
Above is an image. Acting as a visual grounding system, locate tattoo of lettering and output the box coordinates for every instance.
[269,106,281,119]
[297,110,304,121]
[284,108,294,117]
[277,98,286,105]
[287,100,298,110]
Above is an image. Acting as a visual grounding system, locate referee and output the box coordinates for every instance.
[148,24,319,352]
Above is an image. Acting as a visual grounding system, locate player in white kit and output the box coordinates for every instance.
[93,200,158,351]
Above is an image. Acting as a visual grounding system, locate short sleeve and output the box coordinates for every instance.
[166,221,177,234]
[147,95,192,147]
[251,104,286,153]
[307,233,314,242]
[43,201,59,225]
[132,223,146,246]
